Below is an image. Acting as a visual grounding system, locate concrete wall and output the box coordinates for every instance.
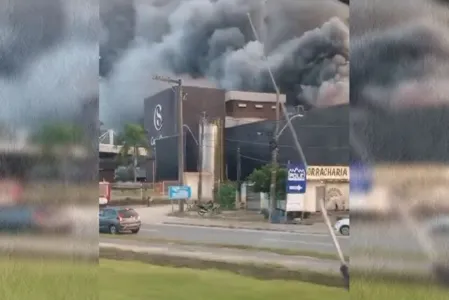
[303,181,349,212]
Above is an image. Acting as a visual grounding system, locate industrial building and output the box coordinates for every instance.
[225,104,349,211]
[144,85,348,179]
[144,87,290,182]
[143,85,349,210]
[144,86,226,184]
[226,104,349,181]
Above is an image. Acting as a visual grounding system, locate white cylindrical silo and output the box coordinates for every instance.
[200,122,218,177]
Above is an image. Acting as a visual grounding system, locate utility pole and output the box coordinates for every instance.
[197,112,206,203]
[247,13,280,223]
[237,145,242,203]
[152,75,185,212]
[269,94,280,222]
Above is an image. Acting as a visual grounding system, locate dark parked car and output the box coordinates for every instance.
[99,207,141,234]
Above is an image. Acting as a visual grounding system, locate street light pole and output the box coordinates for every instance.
[152,75,185,212]
[198,112,206,203]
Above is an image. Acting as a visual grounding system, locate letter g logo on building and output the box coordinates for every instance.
[153,104,163,131]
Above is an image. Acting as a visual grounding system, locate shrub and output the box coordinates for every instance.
[246,164,287,201]
[215,182,237,210]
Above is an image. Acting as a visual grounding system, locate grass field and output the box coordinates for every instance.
[1,258,448,299]
[0,258,96,300]
[99,259,347,300]
[352,277,449,299]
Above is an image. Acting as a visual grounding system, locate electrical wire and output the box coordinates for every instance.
[226,138,349,150]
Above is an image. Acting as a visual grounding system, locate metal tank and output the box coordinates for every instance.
[199,120,224,184]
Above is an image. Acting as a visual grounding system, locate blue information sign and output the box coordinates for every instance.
[286,163,306,194]
[168,186,192,200]
[350,162,373,194]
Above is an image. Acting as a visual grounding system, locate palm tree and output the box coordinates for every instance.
[115,123,150,182]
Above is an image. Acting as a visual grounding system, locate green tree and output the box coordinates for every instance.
[215,182,237,210]
[246,164,287,202]
[115,123,150,182]
[32,123,83,147]
[31,122,84,184]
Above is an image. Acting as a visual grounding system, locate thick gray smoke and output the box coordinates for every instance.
[350,0,449,163]
[0,0,99,130]
[100,0,349,129]
[351,0,449,109]
[0,0,65,77]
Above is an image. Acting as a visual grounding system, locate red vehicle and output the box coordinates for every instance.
[0,179,23,205]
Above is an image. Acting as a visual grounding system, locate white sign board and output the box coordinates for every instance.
[286,194,305,212]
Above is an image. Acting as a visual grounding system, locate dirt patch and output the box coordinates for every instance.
[100,247,442,287]
[99,247,345,288]
[0,247,96,262]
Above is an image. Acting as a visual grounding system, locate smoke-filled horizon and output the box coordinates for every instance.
[0,0,99,131]
[0,0,349,132]
[351,0,449,110]
[100,0,349,129]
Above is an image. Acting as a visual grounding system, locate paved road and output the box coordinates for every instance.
[66,206,348,256]
[130,223,350,254]
[71,205,447,260]
[351,219,449,257]
[100,238,342,274]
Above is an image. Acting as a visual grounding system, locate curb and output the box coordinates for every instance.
[162,221,329,235]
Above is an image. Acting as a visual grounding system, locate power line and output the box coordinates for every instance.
[239,153,288,166]
[226,138,349,150]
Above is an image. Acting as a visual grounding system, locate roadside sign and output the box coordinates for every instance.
[168,186,191,200]
[286,163,306,194]
[350,162,372,194]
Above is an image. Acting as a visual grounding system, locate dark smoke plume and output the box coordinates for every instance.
[100,0,349,129]
[350,0,449,164]
[351,0,449,109]
[0,0,99,129]
[0,0,65,77]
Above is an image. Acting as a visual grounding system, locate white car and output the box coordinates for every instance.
[334,217,350,236]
